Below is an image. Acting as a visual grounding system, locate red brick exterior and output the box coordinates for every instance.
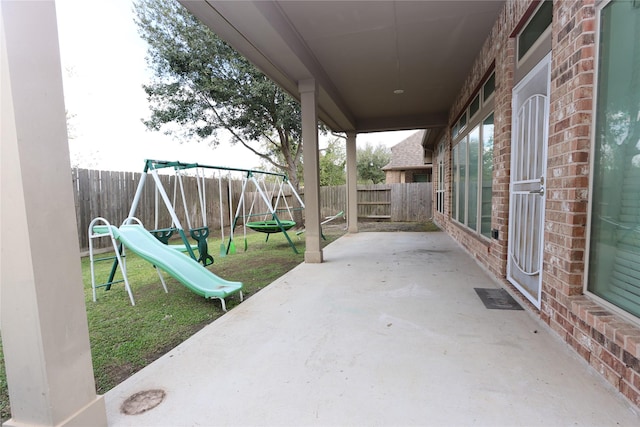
[432,0,640,409]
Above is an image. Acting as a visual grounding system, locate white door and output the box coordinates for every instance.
[507,54,551,308]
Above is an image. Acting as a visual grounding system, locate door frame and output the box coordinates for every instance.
[507,52,552,309]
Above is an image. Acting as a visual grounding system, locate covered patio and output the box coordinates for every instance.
[1,2,508,422]
[4,0,640,424]
[104,231,639,425]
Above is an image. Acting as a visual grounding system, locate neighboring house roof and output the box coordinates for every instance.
[382,130,432,171]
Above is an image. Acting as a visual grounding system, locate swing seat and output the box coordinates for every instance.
[150,227,176,244]
[190,226,214,266]
[246,220,296,234]
[149,227,198,252]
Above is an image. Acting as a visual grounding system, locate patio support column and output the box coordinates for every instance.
[298,79,323,263]
[346,131,358,233]
[0,2,107,426]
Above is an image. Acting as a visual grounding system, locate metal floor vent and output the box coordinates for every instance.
[474,288,524,310]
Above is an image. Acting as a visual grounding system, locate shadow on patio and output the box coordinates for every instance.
[105,231,639,426]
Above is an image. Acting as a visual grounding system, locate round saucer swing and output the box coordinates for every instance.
[246,219,296,234]
[228,170,305,253]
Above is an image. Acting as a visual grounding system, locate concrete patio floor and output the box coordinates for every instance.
[104,231,640,426]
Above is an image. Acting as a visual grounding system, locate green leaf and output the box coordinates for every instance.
[134,0,305,188]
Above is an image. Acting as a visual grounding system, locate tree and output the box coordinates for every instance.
[319,138,346,186]
[357,143,390,184]
[134,0,304,189]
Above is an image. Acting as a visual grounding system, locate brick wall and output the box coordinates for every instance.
[435,0,529,278]
[546,0,640,407]
[434,0,640,408]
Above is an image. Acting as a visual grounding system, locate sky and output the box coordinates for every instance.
[54,0,414,173]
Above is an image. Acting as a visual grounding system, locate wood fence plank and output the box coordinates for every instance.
[75,169,87,250]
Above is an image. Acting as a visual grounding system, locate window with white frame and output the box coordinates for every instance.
[515,1,553,84]
[587,0,640,319]
[517,0,552,62]
[452,72,495,237]
[452,142,459,220]
[481,114,494,237]
[436,140,446,214]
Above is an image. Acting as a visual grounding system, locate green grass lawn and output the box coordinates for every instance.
[0,227,344,422]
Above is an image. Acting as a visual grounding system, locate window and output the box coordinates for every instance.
[469,94,480,119]
[481,114,494,237]
[436,140,445,214]
[451,72,495,237]
[458,139,467,223]
[452,144,459,221]
[483,73,495,101]
[587,0,640,318]
[518,1,552,61]
[453,113,467,138]
[458,113,467,133]
[414,173,430,183]
[468,127,480,231]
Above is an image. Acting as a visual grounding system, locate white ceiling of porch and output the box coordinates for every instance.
[180,0,505,144]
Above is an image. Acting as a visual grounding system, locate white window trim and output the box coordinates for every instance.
[583,0,640,326]
[436,140,446,214]
[451,70,496,238]
[483,75,496,105]
[517,25,552,67]
[479,112,495,239]
[451,120,493,240]
[516,1,553,67]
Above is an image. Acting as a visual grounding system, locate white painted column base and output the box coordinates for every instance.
[3,397,106,427]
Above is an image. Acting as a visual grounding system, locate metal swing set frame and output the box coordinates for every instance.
[131,159,305,256]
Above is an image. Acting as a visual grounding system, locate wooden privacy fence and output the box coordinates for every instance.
[389,183,432,221]
[317,183,432,222]
[72,169,432,251]
[72,169,248,251]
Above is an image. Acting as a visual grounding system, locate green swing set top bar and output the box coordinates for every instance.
[144,159,291,181]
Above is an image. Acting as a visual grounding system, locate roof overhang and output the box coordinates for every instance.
[179,0,505,140]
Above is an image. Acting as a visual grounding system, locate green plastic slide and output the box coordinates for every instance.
[110,224,243,308]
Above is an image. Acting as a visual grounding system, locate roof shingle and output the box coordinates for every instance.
[382,130,428,170]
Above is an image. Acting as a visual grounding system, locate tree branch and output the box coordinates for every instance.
[198,91,286,170]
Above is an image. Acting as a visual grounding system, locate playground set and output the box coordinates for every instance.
[88,159,306,310]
